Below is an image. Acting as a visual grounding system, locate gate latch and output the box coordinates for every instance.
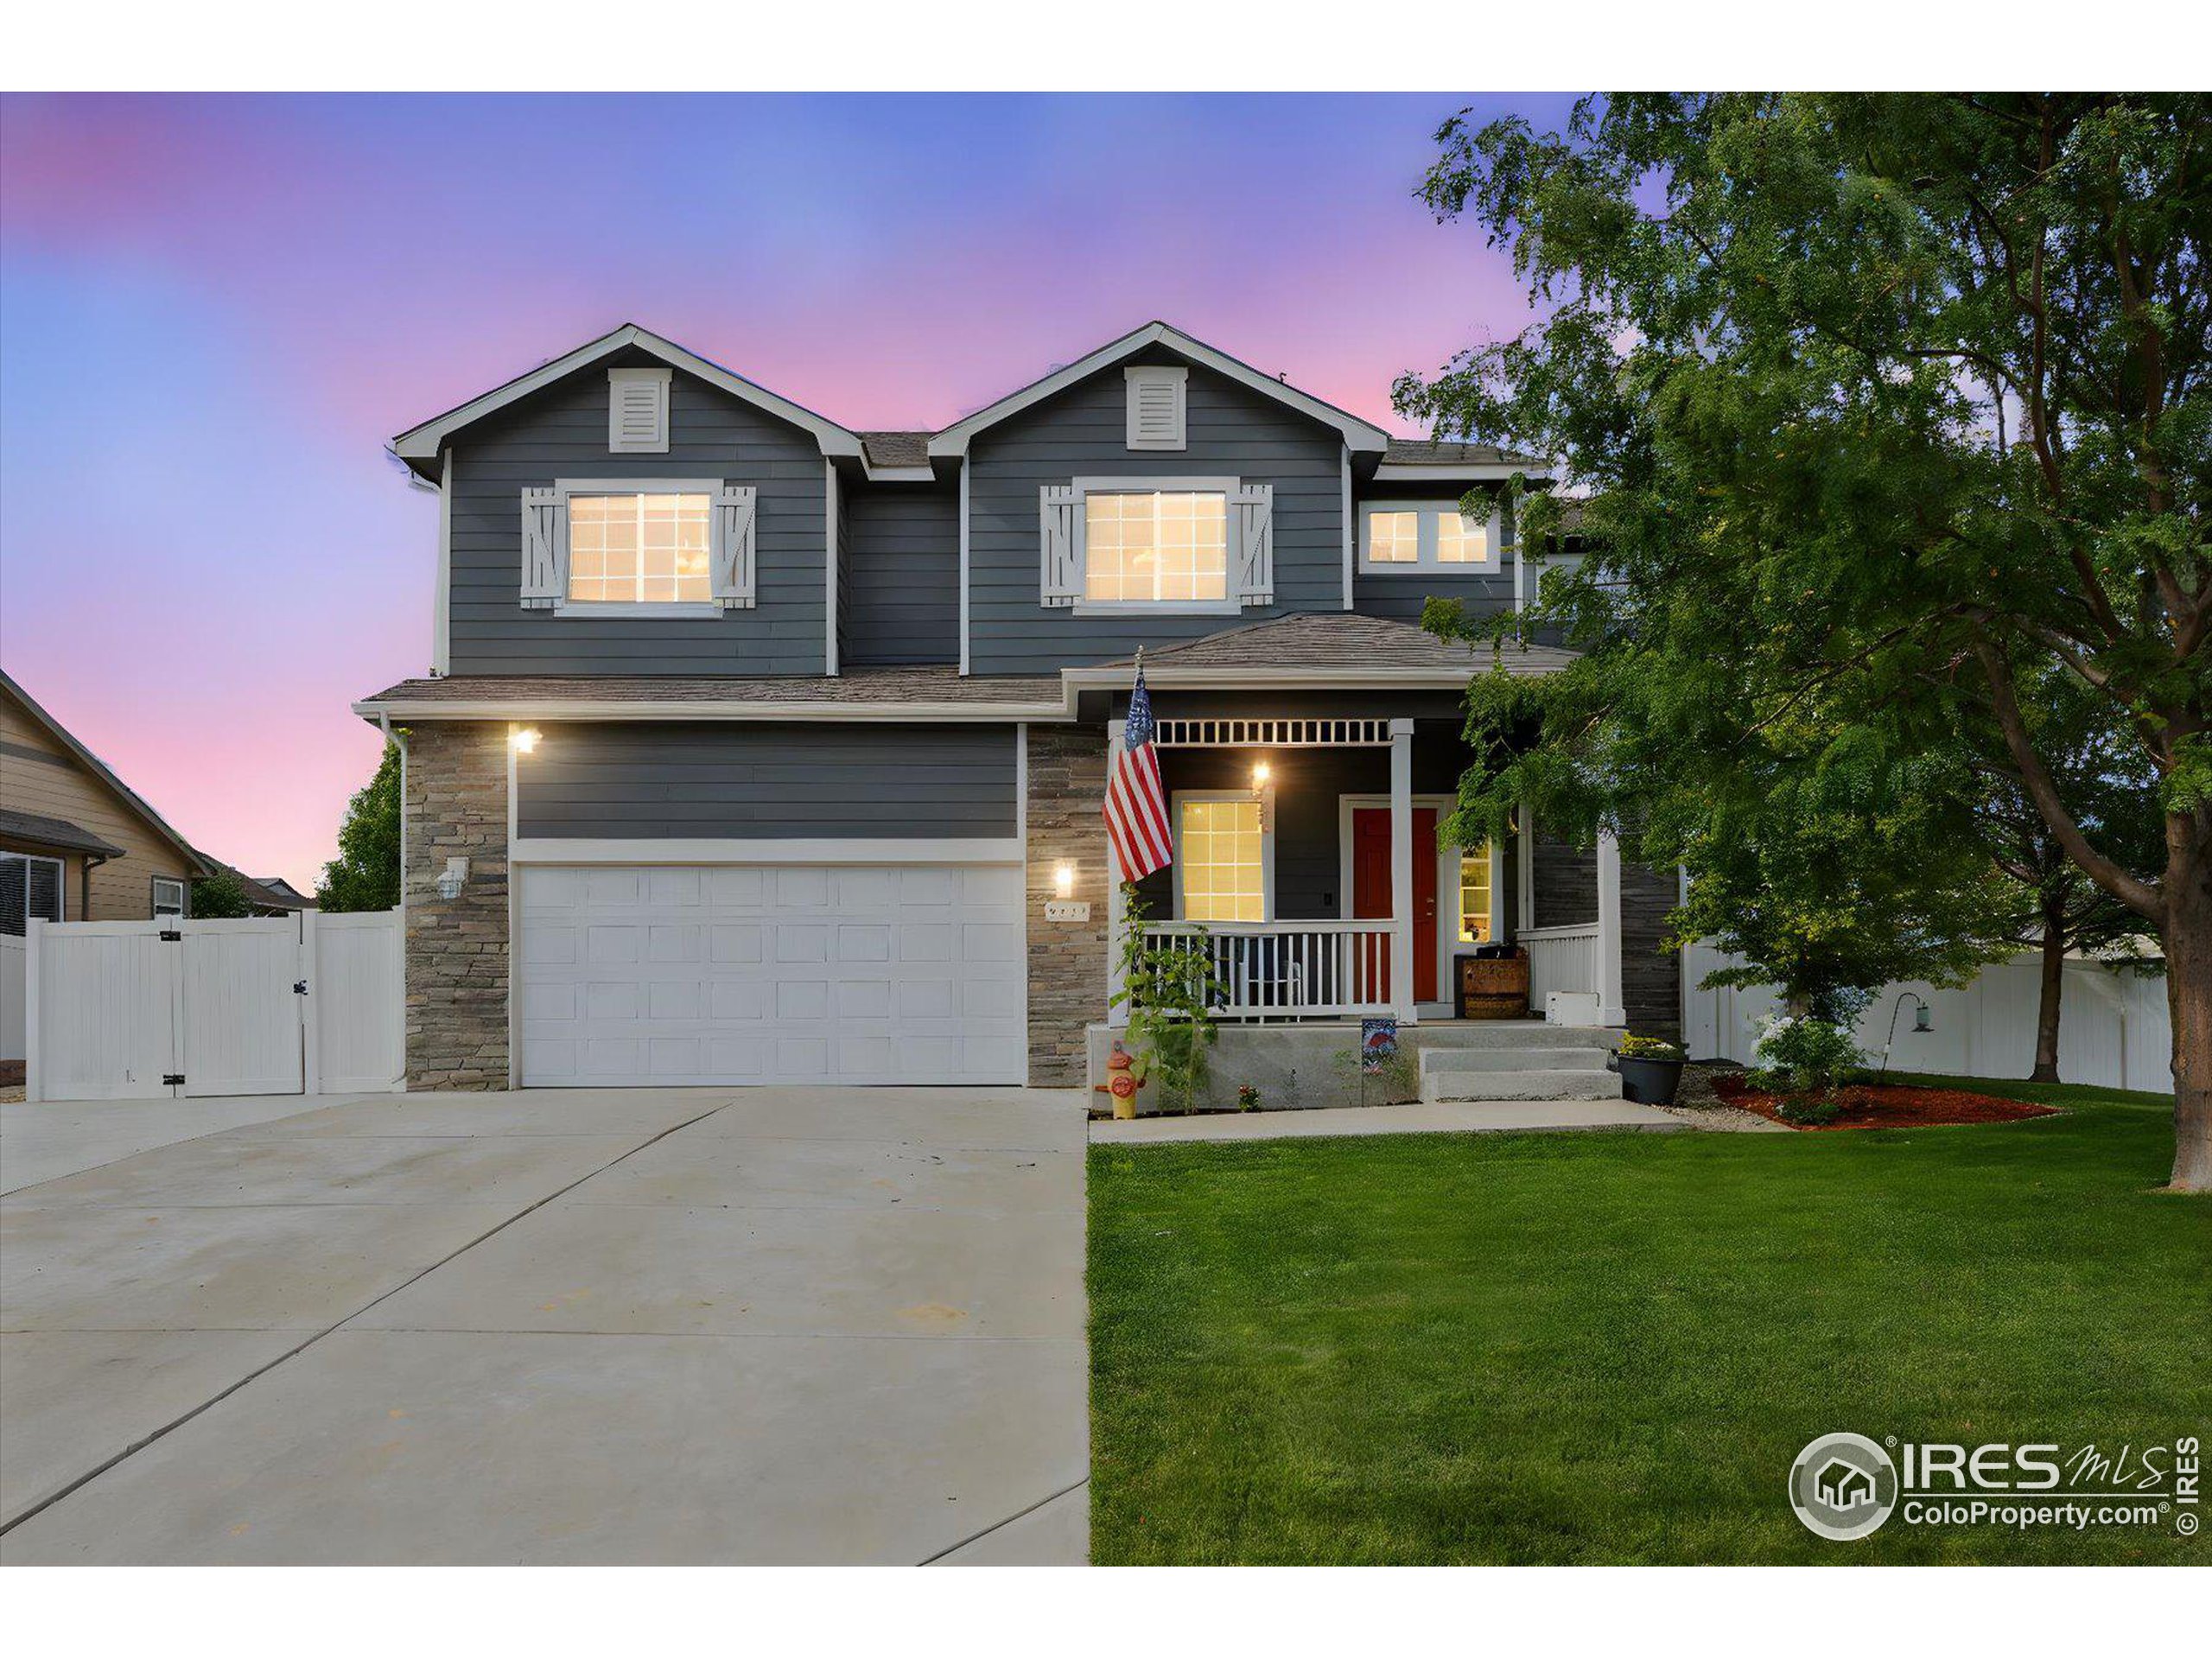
[293,979,309,995]
[162,1073,185,1087]
[159,929,182,943]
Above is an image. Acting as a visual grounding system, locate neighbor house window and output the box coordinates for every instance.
[1084,491,1229,606]
[0,852,64,936]
[1363,502,1496,569]
[152,877,187,918]
[1458,845,1494,944]
[1176,796,1268,923]
[567,492,713,605]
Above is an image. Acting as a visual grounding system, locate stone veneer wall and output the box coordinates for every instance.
[1024,724,1110,1086]
[403,722,510,1089]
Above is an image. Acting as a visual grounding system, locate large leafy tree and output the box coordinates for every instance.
[1399,93,2208,1186]
[317,739,402,913]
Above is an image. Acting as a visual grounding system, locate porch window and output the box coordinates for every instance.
[567,491,715,605]
[1458,846,1493,944]
[1176,795,1268,923]
[1083,490,1230,606]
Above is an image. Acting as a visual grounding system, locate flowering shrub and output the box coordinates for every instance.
[1236,1084,1262,1112]
[1752,1014,1865,1096]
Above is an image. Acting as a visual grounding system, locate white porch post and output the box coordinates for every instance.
[1106,718,1128,1027]
[1389,718,1417,1023]
[1596,827,1626,1027]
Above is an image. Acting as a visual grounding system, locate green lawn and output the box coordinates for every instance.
[1087,1078,2210,1564]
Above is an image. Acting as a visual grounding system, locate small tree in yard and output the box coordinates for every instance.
[189,867,254,919]
[1110,885,1224,1115]
[1400,94,2210,1189]
[318,739,402,913]
[1972,672,2166,1080]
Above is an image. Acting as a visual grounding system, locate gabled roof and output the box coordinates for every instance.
[1377,438,1552,480]
[858,431,932,469]
[927,321,1394,460]
[391,323,865,477]
[0,671,212,874]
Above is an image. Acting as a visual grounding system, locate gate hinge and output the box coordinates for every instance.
[162,1073,185,1087]
[293,979,309,995]
[159,929,182,943]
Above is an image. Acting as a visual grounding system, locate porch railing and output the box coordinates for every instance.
[1521,923,1600,1009]
[1140,921,1395,1020]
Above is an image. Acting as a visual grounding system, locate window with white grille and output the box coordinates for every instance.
[567,492,714,604]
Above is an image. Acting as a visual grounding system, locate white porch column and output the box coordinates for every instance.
[1389,718,1417,1023]
[1105,719,1128,1027]
[1596,827,1626,1027]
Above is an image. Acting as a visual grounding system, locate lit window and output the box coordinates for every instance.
[1436,512,1491,564]
[0,852,64,935]
[1368,510,1420,563]
[1179,797,1266,923]
[567,493,713,605]
[1458,846,1493,944]
[1084,492,1228,605]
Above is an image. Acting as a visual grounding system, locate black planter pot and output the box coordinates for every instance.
[1611,1054,1685,1105]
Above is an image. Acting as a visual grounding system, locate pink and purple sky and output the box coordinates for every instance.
[0,92,1564,889]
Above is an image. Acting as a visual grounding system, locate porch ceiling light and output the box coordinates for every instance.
[1251,760,1272,789]
[511,728,541,753]
[1054,862,1075,898]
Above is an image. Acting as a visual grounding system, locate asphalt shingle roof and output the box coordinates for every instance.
[0,808,126,858]
[1382,438,1548,468]
[360,665,1064,709]
[1121,612,1575,675]
[859,431,932,468]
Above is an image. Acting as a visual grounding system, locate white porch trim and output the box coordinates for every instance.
[1389,718,1415,1022]
[1106,718,1128,1027]
[1596,828,1626,1025]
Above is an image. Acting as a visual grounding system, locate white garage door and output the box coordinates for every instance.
[516,863,1026,1086]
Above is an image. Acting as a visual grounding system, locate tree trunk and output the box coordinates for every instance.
[2166,817,2212,1193]
[2031,899,2067,1084]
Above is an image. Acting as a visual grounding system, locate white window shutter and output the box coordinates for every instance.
[1125,366,1188,450]
[608,367,671,453]
[712,484,758,610]
[520,486,568,609]
[1232,482,1274,606]
[1039,484,1081,607]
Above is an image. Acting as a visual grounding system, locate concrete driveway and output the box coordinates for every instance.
[0,1087,1089,1565]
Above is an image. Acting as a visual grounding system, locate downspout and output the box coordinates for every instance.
[80,852,111,920]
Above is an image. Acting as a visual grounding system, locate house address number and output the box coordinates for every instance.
[1045,900,1091,923]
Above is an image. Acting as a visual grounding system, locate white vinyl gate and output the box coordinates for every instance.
[25,909,404,1102]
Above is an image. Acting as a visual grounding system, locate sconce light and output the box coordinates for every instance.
[1251,760,1272,790]
[1053,862,1075,899]
[511,728,541,754]
[436,856,470,901]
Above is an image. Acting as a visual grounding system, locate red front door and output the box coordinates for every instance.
[1352,806,1439,1003]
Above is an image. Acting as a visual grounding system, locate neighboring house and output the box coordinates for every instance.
[1,670,211,931]
[356,321,1676,1091]
[250,875,318,911]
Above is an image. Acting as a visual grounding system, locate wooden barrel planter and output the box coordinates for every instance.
[1457,950,1531,1020]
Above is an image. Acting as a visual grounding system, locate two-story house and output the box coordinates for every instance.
[356,321,1679,1092]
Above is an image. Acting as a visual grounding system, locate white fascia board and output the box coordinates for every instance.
[353,697,1075,724]
[928,321,1392,459]
[1370,461,1552,483]
[861,464,937,483]
[510,836,1024,866]
[392,324,864,466]
[1058,658,1570,691]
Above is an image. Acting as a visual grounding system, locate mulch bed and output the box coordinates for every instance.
[1711,1072,2063,1132]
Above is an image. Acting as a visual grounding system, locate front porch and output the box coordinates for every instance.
[1105,711,1630,1028]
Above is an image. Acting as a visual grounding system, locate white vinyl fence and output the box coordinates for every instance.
[1681,943,2173,1096]
[25,909,403,1102]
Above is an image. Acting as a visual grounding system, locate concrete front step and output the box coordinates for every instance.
[1421,1067,1624,1103]
[1408,1022,1621,1052]
[1418,1046,1611,1074]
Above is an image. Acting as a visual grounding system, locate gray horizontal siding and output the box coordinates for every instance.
[966,353,1346,675]
[842,482,959,666]
[518,721,1016,840]
[1351,484,1516,626]
[448,355,828,677]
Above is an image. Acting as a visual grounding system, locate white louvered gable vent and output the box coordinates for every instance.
[607,367,671,453]
[1125,365,1188,451]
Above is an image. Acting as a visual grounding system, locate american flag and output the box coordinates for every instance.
[1103,664,1173,880]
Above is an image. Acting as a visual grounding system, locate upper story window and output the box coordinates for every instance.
[1040,475,1272,613]
[1084,490,1228,605]
[1360,501,1495,571]
[568,492,714,605]
[521,479,755,616]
